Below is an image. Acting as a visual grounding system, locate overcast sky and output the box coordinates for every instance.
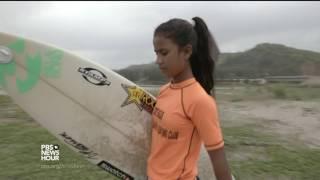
[1,1,319,69]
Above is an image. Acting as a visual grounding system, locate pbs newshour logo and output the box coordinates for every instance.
[41,144,60,161]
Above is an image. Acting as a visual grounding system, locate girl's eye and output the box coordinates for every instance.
[161,51,168,56]
[154,50,168,56]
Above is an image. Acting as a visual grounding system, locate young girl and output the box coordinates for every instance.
[147,17,233,180]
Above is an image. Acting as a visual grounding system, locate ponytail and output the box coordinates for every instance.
[191,17,219,95]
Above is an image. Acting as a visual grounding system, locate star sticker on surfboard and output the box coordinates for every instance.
[121,84,156,114]
[121,84,144,111]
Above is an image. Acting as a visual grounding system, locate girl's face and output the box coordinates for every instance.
[153,35,192,78]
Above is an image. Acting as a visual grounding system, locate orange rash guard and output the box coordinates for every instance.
[147,77,224,180]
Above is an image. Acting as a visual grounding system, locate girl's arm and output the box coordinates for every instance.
[208,146,234,180]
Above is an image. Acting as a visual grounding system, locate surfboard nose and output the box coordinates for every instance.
[0,46,13,64]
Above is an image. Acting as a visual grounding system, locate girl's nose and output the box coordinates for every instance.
[155,56,162,65]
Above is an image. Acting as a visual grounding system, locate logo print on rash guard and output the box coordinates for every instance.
[153,107,164,120]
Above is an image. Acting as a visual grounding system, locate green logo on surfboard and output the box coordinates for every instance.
[0,38,63,93]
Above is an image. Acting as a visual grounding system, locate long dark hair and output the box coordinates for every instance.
[154,17,220,95]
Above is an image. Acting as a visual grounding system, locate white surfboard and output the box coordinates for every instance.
[0,32,215,180]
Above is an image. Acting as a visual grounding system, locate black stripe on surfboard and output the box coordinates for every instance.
[98,160,134,180]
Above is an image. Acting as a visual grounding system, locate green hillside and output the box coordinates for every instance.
[115,43,320,83]
[216,43,320,78]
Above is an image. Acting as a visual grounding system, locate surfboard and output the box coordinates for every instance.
[0,32,216,180]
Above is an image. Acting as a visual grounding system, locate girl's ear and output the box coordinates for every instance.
[183,44,193,61]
